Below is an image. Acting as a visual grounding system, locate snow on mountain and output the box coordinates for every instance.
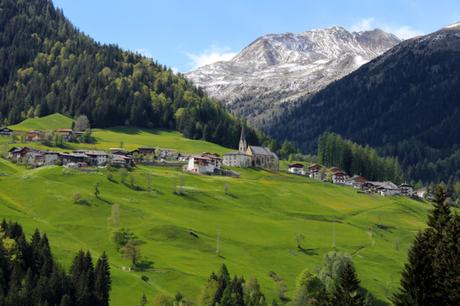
[186,26,400,126]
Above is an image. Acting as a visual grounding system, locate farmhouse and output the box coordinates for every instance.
[131,147,156,158]
[364,181,401,196]
[332,171,348,184]
[288,163,305,175]
[0,127,13,136]
[399,183,415,197]
[25,151,45,167]
[187,155,220,174]
[308,164,321,173]
[26,130,44,142]
[8,147,35,161]
[110,148,131,156]
[310,170,325,181]
[345,175,367,189]
[159,149,178,160]
[42,151,60,166]
[54,128,74,141]
[83,151,109,166]
[60,153,88,165]
[111,154,135,168]
[307,164,324,180]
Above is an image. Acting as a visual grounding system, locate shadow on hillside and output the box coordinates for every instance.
[225,193,239,199]
[298,247,318,256]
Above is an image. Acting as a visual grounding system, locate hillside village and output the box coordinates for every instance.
[1,120,417,199]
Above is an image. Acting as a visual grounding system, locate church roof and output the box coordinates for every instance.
[248,146,277,157]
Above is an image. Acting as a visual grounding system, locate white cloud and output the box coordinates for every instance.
[135,48,153,59]
[350,18,423,40]
[391,26,424,40]
[186,44,237,70]
[350,18,376,32]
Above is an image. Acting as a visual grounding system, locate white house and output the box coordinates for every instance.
[365,181,401,196]
[332,171,348,185]
[309,170,325,181]
[223,151,251,167]
[187,155,221,174]
[288,163,305,175]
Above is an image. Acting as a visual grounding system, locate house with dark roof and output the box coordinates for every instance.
[0,127,13,136]
[364,181,401,196]
[8,147,36,161]
[288,163,305,175]
[399,183,415,197]
[345,175,367,189]
[332,171,348,185]
[60,153,88,165]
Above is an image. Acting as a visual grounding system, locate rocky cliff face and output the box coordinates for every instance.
[186,26,400,126]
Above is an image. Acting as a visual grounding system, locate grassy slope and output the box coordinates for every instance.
[0,165,428,305]
[7,114,228,155]
[9,113,73,131]
[0,115,429,305]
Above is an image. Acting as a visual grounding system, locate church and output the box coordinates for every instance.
[223,127,279,171]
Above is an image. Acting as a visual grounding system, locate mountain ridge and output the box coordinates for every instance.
[267,24,460,182]
[186,26,400,126]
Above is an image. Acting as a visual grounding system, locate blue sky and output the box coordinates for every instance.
[53,0,460,72]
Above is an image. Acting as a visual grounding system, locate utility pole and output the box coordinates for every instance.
[332,219,336,250]
[216,230,220,256]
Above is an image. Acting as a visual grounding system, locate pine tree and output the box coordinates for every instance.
[392,187,451,306]
[393,231,437,306]
[95,252,111,306]
[140,293,148,306]
[332,262,364,306]
[213,264,230,304]
[427,186,450,232]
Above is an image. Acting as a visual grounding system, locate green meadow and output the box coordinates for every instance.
[0,115,429,305]
[7,114,228,155]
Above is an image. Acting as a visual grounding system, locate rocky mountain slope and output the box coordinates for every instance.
[267,23,460,182]
[186,26,400,126]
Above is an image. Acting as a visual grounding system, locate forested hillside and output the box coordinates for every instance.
[0,0,259,148]
[268,25,460,183]
[318,133,403,182]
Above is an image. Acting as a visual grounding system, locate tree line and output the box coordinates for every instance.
[393,186,460,305]
[0,220,111,306]
[0,0,260,149]
[317,133,403,182]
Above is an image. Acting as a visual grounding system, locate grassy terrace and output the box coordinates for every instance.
[0,114,429,305]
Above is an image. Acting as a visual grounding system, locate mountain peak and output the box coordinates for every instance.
[186,26,400,126]
[445,21,460,29]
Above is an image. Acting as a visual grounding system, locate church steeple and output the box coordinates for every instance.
[239,126,247,153]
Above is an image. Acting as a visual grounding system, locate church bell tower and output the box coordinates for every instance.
[239,126,247,153]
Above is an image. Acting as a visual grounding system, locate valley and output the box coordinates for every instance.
[0,117,428,305]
